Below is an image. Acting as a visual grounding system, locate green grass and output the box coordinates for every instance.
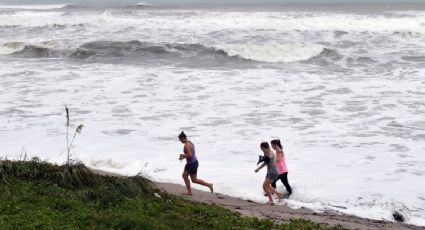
[0,158,345,230]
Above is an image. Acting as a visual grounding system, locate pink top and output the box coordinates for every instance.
[275,152,288,174]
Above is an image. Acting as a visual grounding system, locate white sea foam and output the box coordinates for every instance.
[0,42,24,55]
[1,62,425,226]
[10,11,65,17]
[2,10,425,32]
[0,41,60,55]
[0,4,68,10]
[212,43,324,63]
[136,2,153,7]
[90,158,127,169]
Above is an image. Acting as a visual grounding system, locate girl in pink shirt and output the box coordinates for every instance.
[271,139,292,198]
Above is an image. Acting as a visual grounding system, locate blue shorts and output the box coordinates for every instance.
[185,160,199,175]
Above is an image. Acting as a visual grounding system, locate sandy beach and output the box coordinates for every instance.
[156,182,423,230]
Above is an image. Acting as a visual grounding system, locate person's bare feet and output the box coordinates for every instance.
[209,183,214,194]
[267,201,274,205]
[182,192,192,196]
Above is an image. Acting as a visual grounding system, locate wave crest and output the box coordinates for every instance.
[213,43,325,63]
[135,2,153,7]
[3,40,326,64]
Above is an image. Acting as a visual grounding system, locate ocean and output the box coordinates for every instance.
[1,0,425,226]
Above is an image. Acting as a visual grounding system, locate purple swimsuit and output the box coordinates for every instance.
[185,143,197,164]
[184,142,198,175]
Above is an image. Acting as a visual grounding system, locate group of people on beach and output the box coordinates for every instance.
[177,131,292,205]
[255,140,292,205]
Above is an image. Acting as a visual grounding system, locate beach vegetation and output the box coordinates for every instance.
[0,159,344,230]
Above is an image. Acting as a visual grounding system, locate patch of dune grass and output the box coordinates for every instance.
[0,159,344,230]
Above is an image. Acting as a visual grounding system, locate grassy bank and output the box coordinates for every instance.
[0,159,344,230]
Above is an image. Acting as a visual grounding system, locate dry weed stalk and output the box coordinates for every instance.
[65,105,84,165]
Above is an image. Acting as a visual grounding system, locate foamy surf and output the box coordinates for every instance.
[136,2,153,7]
[0,4,68,10]
[0,42,25,55]
[0,41,60,56]
[213,43,325,63]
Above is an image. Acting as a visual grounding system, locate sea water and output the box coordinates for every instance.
[1,1,425,226]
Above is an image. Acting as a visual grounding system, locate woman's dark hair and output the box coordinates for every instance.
[260,142,270,149]
[271,139,282,149]
[178,131,187,139]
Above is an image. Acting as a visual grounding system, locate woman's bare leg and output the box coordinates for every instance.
[264,178,283,203]
[182,170,192,195]
[268,184,283,198]
[263,180,274,204]
[190,174,213,193]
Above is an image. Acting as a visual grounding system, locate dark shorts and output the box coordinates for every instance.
[184,160,199,175]
[266,172,279,182]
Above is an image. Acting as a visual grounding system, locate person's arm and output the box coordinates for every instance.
[179,143,193,159]
[255,162,266,173]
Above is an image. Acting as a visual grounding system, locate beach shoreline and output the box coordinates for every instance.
[91,168,421,230]
[155,181,422,230]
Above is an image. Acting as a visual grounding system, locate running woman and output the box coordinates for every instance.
[255,142,283,205]
[271,139,292,198]
[178,131,213,195]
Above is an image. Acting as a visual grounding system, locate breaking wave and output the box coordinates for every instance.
[213,43,324,63]
[135,2,153,7]
[2,40,325,64]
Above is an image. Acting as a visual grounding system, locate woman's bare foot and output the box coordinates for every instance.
[267,201,274,205]
[182,192,192,196]
[209,183,214,194]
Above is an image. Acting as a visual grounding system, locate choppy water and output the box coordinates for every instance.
[1,2,425,226]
